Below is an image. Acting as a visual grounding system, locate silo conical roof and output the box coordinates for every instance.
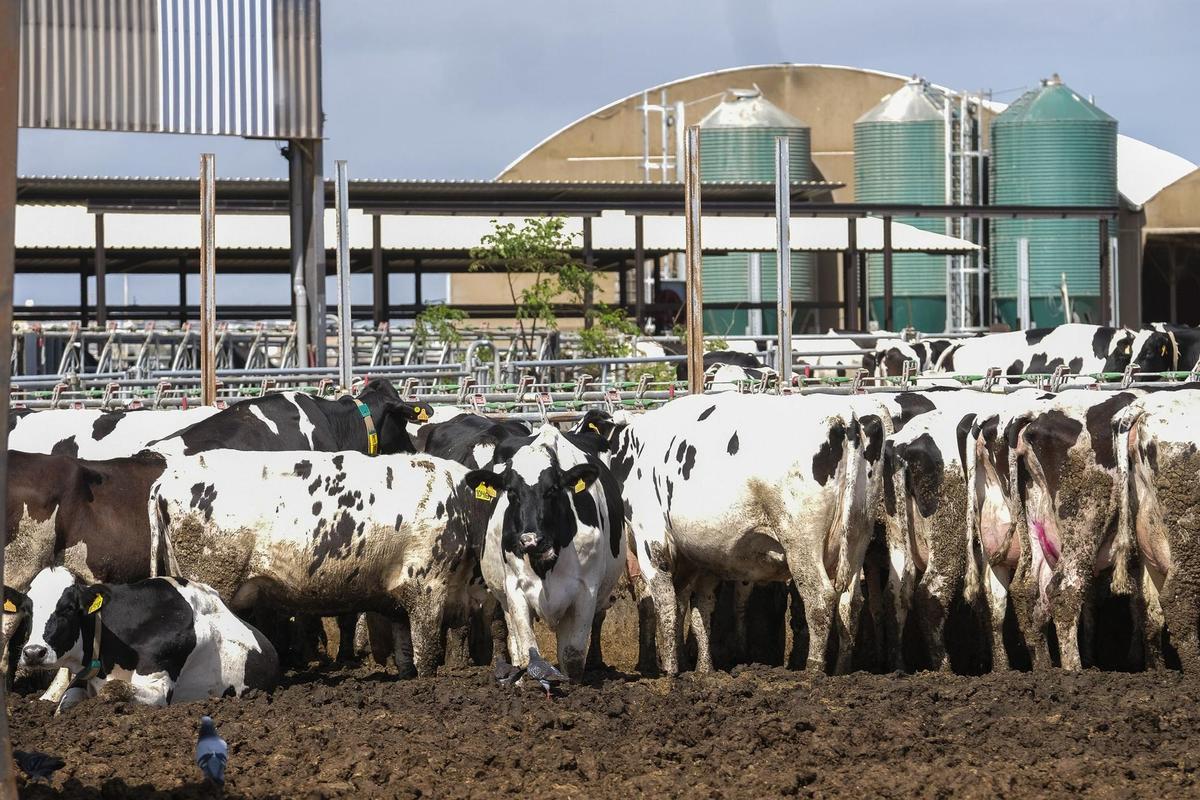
[855,78,946,124]
[995,74,1116,125]
[698,88,808,129]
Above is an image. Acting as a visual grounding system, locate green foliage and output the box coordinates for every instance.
[414,304,468,347]
[578,305,638,359]
[705,337,729,353]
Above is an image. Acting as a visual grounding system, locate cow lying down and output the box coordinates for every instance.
[15,567,279,710]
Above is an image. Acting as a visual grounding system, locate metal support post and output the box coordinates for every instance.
[633,215,645,327]
[1017,237,1031,330]
[178,255,188,324]
[287,138,310,366]
[334,160,353,390]
[774,136,792,383]
[583,216,594,329]
[843,218,858,330]
[94,213,107,325]
[684,126,704,395]
[372,214,386,325]
[883,216,894,331]
[1099,217,1111,326]
[199,154,217,405]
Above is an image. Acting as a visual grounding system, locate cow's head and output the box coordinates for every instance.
[354,379,435,454]
[18,567,107,671]
[463,431,602,578]
[3,585,32,671]
[1102,330,1137,374]
[1128,329,1177,378]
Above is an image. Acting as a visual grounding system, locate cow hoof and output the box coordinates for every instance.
[396,664,417,680]
[55,686,89,715]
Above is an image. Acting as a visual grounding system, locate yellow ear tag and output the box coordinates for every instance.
[87,595,104,614]
[3,599,16,614]
[475,483,497,502]
[574,479,587,493]
[1161,346,1167,356]
[587,423,600,434]
[417,408,430,422]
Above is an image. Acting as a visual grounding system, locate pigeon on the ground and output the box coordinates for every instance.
[13,750,65,783]
[195,715,228,787]
[526,647,567,698]
[494,653,524,687]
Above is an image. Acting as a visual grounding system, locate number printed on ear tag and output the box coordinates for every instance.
[475,484,497,501]
[87,595,104,614]
[574,479,586,493]
[3,599,16,614]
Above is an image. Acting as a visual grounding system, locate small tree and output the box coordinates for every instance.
[469,217,598,358]
[414,303,468,348]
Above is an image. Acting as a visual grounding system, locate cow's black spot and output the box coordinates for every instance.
[189,482,217,521]
[1092,327,1116,360]
[727,432,740,455]
[665,437,676,464]
[574,489,600,529]
[901,434,944,518]
[665,478,674,512]
[51,436,79,458]
[622,497,633,522]
[681,446,697,480]
[1068,357,1083,374]
[1086,392,1137,470]
[312,501,322,515]
[697,405,717,421]
[1024,328,1051,346]
[394,513,405,530]
[368,493,375,505]
[652,468,662,505]
[1006,359,1025,376]
[894,393,936,431]
[436,501,445,519]
[332,455,344,470]
[386,467,394,490]
[310,513,357,575]
[860,414,884,464]
[337,493,355,508]
[1026,353,1063,375]
[675,440,687,463]
[1022,409,1083,497]
[307,478,321,495]
[91,411,125,441]
[955,413,977,477]
[293,460,312,479]
[812,423,846,486]
[882,442,897,516]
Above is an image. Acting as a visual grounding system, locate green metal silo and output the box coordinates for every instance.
[698,89,814,335]
[990,74,1117,327]
[855,78,948,332]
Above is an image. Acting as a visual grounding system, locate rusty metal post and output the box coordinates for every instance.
[199,154,217,406]
[0,1,22,792]
[883,215,894,331]
[335,160,353,390]
[774,136,792,384]
[684,126,704,395]
[1099,216,1111,326]
[633,215,646,328]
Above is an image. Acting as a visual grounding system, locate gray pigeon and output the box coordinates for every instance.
[526,647,567,698]
[494,653,524,687]
[13,750,64,783]
[195,715,228,787]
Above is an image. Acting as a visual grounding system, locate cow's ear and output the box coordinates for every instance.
[464,469,505,503]
[583,412,615,440]
[388,401,434,424]
[563,463,600,494]
[2,586,26,615]
[78,585,110,615]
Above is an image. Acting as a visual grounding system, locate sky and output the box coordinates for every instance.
[14,0,1198,305]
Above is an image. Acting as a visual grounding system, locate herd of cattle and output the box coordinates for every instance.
[3,322,1200,711]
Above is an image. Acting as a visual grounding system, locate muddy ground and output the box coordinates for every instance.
[8,657,1200,799]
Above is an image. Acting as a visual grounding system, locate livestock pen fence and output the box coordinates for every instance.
[8,322,1199,414]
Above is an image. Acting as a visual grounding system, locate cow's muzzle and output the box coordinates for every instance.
[21,644,48,667]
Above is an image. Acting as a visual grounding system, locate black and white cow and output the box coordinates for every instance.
[612,392,885,674]
[419,414,532,468]
[16,567,279,708]
[946,324,1135,381]
[149,379,434,457]
[1118,388,1200,671]
[148,450,487,677]
[863,338,965,377]
[9,407,221,459]
[463,426,624,679]
[1128,326,1200,378]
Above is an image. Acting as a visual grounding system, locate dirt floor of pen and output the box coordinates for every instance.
[9,659,1200,799]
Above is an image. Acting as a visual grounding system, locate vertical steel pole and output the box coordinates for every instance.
[1017,237,1031,330]
[684,126,704,395]
[94,213,107,325]
[845,218,858,330]
[199,154,217,406]
[883,215,894,331]
[1099,216,1111,326]
[633,215,645,328]
[372,214,385,325]
[582,216,594,329]
[774,136,792,384]
[674,101,686,182]
[334,160,353,390]
[287,140,310,365]
[0,1,23,792]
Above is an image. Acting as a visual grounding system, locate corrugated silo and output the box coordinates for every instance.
[698,88,815,335]
[990,74,1117,327]
[854,78,948,332]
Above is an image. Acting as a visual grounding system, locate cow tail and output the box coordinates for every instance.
[1110,409,1143,596]
[962,429,983,605]
[148,488,161,578]
[834,412,865,594]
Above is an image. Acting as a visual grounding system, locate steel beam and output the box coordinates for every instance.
[883,216,894,331]
[372,214,386,325]
[1099,217,1111,326]
[199,155,217,406]
[94,213,107,325]
[633,215,646,327]
[334,161,353,390]
[684,126,704,395]
[775,136,792,384]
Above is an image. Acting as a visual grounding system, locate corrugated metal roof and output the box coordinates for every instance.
[15,205,978,254]
[19,0,321,138]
